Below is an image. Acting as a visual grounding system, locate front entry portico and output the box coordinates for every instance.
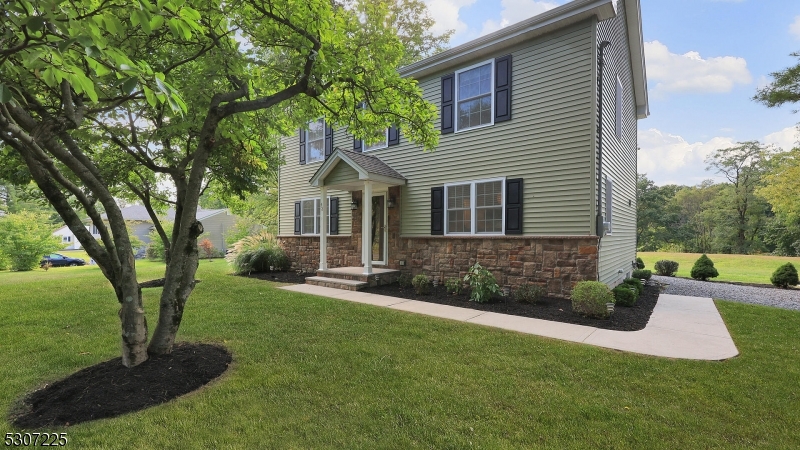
[309,149,405,275]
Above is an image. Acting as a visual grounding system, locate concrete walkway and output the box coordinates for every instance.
[279,285,739,361]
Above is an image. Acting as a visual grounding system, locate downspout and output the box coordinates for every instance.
[596,40,611,240]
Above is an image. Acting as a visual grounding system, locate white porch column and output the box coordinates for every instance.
[319,186,328,271]
[362,181,373,275]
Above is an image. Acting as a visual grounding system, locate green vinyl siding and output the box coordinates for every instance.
[278,20,597,237]
[325,162,360,186]
[596,0,638,286]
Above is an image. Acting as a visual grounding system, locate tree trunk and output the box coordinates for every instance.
[119,281,149,367]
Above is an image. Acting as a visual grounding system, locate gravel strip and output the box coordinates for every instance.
[653,275,800,311]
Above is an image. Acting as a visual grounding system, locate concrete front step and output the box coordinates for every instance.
[305,276,368,291]
[316,267,400,286]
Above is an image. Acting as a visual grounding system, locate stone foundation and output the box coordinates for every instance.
[277,235,360,273]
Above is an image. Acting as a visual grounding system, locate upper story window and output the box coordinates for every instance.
[364,129,389,152]
[305,119,325,163]
[445,178,505,235]
[456,60,494,132]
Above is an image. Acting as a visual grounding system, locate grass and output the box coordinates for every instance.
[638,251,800,285]
[2,261,800,448]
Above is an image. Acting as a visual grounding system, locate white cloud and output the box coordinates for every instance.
[423,0,478,40]
[479,0,559,36]
[791,16,800,39]
[640,126,800,185]
[764,125,800,151]
[644,41,752,96]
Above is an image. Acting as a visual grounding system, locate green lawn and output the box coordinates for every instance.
[638,251,800,285]
[2,262,800,448]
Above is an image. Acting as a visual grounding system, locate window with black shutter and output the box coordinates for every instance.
[431,187,444,235]
[440,74,454,134]
[293,201,301,234]
[495,54,512,123]
[299,129,306,165]
[388,126,400,146]
[353,135,362,152]
[505,178,523,235]
[329,197,339,235]
[324,124,333,159]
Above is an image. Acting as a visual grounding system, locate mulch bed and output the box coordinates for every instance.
[362,282,662,331]
[10,343,231,429]
[237,271,315,284]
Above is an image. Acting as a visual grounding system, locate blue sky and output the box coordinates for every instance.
[423,0,800,185]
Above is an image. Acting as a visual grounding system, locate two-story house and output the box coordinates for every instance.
[276,0,648,297]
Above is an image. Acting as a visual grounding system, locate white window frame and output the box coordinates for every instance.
[615,76,623,140]
[444,177,506,235]
[299,197,334,236]
[363,129,389,152]
[454,59,495,133]
[305,118,326,164]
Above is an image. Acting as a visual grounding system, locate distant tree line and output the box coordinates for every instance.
[637,140,800,256]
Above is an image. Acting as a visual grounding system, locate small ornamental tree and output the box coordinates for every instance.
[771,263,799,288]
[198,238,215,259]
[690,254,719,281]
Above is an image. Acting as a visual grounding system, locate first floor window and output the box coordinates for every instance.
[62,235,71,243]
[445,178,504,235]
[300,197,334,235]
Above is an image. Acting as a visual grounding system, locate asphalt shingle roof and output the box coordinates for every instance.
[338,149,405,180]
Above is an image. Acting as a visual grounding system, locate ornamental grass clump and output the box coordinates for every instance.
[226,232,290,275]
[513,283,546,304]
[612,285,637,307]
[654,260,679,276]
[690,254,719,281]
[571,281,614,319]
[632,269,652,281]
[411,274,432,295]
[464,262,502,303]
[771,262,799,288]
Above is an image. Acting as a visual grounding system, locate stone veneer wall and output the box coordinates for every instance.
[278,186,598,297]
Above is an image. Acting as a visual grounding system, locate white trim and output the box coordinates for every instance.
[444,177,506,236]
[454,59,495,133]
[370,191,389,266]
[363,129,389,152]
[299,196,334,236]
[615,75,623,139]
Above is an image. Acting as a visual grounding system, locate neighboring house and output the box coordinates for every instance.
[277,0,648,297]
[52,224,101,250]
[101,205,238,252]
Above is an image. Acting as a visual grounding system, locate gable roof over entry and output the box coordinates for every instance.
[309,149,406,190]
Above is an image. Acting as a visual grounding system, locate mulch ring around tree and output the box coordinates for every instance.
[362,282,663,332]
[237,271,315,284]
[9,343,232,429]
[138,278,203,289]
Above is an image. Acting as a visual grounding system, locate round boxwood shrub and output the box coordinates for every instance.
[623,277,644,296]
[690,254,719,281]
[612,285,637,307]
[636,257,645,270]
[654,260,679,277]
[411,274,432,295]
[771,262,799,288]
[571,281,614,319]
[632,269,652,281]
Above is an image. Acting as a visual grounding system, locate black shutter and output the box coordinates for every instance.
[294,201,301,235]
[299,128,306,165]
[324,123,333,159]
[495,54,512,123]
[440,73,455,134]
[505,178,523,235]
[388,126,400,146]
[329,197,339,235]
[431,187,444,235]
[353,135,362,152]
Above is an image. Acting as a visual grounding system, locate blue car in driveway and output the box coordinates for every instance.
[40,253,86,267]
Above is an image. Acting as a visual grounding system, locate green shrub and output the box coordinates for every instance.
[654,260,679,276]
[145,221,173,261]
[771,262,799,288]
[571,281,614,319]
[226,231,290,274]
[397,273,413,288]
[0,252,10,271]
[623,277,644,296]
[464,262,502,303]
[690,254,719,281]
[513,283,546,304]
[0,212,64,271]
[444,277,462,294]
[411,274,432,295]
[632,269,652,281]
[636,257,645,270]
[613,285,637,307]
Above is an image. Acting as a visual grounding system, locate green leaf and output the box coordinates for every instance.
[121,77,138,95]
[76,35,95,48]
[0,84,13,103]
[104,16,123,35]
[57,38,76,53]
[84,45,102,58]
[150,15,164,30]
[25,16,45,32]
[134,10,152,34]
[143,86,157,108]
